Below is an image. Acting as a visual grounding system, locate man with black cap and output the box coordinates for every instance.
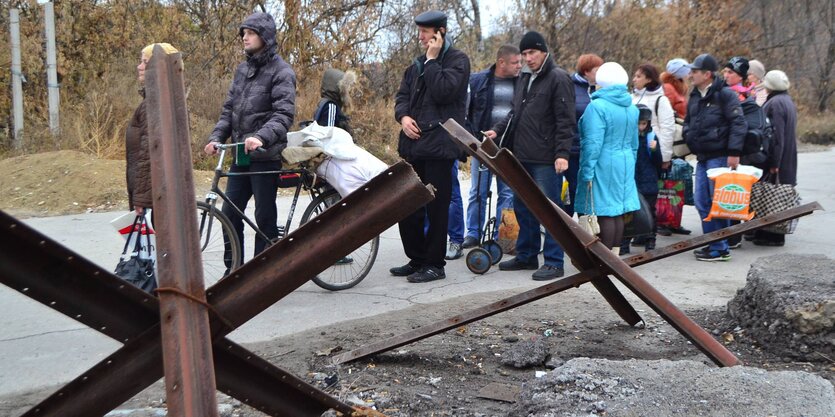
[682,53,747,262]
[390,10,470,283]
[204,12,296,271]
[483,31,575,281]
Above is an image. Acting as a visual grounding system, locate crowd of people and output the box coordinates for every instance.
[125,9,799,285]
[389,9,798,282]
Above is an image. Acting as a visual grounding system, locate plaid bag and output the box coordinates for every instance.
[669,159,694,206]
[750,175,800,234]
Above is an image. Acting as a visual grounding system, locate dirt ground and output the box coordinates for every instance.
[0,150,216,218]
[4,290,832,417]
[1,150,833,416]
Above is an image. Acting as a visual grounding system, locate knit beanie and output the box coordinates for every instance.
[595,62,628,88]
[725,56,749,79]
[666,58,691,80]
[763,70,790,91]
[519,31,547,53]
[748,60,766,80]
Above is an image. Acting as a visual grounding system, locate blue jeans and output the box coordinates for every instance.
[447,160,464,244]
[515,162,565,267]
[465,158,513,239]
[695,157,730,252]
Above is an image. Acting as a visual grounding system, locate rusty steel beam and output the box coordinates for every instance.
[333,200,821,365]
[443,119,743,366]
[204,161,434,329]
[444,120,642,325]
[145,46,218,417]
[623,201,823,267]
[0,210,352,417]
[5,161,427,416]
[333,269,600,364]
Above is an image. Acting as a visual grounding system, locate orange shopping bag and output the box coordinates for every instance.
[704,166,762,221]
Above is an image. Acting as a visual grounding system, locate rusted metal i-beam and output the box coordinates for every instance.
[145,45,218,417]
[448,120,740,366]
[1,161,430,417]
[333,200,821,365]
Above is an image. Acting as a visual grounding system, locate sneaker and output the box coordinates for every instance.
[407,266,446,283]
[727,241,743,250]
[532,265,564,281]
[498,257,539,271]
[390,263,420,277]
[695,249,731,262]
[445,242,463,260]
[462,236,480,249]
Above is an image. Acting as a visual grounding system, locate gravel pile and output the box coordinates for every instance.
[514,358,835,417]
[727,254,835,361]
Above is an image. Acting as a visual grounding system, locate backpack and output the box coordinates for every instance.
[740,97,773,167]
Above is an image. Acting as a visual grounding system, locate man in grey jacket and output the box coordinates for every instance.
[204,12,296,268]
[485,31,576,281]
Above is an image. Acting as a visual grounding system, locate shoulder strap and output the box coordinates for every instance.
[654,95,661,116]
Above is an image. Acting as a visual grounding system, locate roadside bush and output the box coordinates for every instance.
[798,111,835,145]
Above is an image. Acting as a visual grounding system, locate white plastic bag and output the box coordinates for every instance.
[111,210,156,262]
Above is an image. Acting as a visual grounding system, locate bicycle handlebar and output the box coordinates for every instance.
[212,142,265,153]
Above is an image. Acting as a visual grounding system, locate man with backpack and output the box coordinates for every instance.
[683,53,747,262]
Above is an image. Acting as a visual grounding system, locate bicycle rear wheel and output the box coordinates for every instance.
[301,188,379,291]
[196,201,241,287]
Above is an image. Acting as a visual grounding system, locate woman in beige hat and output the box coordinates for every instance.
[753,70,797,247]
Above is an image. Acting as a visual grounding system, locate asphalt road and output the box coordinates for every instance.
[1,148,833,398]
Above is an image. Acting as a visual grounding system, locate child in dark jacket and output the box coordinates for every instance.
[620,104,662,254]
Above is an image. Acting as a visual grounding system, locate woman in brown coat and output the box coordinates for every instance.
[125,43,179,215]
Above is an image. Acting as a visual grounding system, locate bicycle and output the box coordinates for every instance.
[195,142,379,290]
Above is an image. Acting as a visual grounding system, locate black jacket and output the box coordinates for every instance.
[682,77,746,161]
[208,12,297,162]
[394,41,470,161]
[492,56,576,163]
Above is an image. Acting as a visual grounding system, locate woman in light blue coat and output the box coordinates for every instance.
[575,62,640,250]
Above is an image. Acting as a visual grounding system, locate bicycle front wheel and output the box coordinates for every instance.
[196,201,241,287]
[301,188,379,291]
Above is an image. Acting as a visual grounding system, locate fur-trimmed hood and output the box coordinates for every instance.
[321,68,357,111]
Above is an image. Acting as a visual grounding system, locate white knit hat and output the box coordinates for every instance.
[763,70,790,91]
[748,60,766,80]
[595,62,628,89]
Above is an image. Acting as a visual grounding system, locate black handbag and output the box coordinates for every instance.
[114,215,157,293]
[623,193,654,238]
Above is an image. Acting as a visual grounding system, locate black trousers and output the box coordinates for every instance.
[398,159,455,269]
[222,160,282,264]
